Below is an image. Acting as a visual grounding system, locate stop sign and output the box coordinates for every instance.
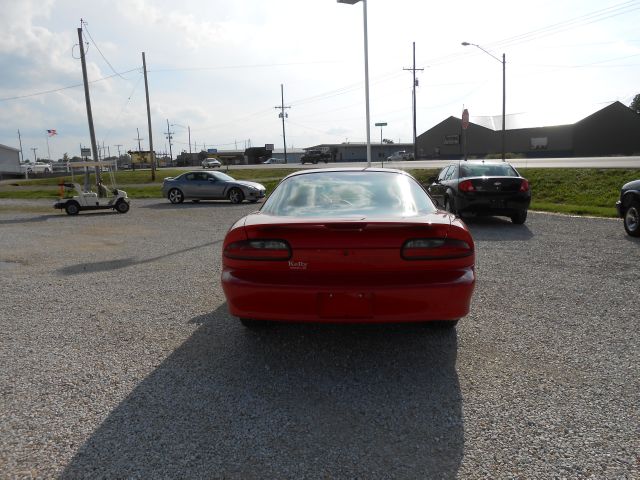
[462,109,470,130]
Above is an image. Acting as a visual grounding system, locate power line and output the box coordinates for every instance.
[100,74,144,145]
[148,60,342,73]
[0,68,140,102]
[81,20,127,80]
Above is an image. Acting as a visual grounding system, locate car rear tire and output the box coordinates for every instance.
[623,202,640,237]
[444,197,456,214]
[430,320,459,329]
[228,188,244,204]
[115,200,130,213]
[168,188,184,204]
[511,209,528,224]
[240,318,269,329]
[64,201,80,215]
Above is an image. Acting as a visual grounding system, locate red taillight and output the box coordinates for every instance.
[458,180,475,192]
[402,238,473,260]
[224,239,291,261]
[519,179,530,192]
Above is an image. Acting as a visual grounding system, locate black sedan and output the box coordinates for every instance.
[615,179,640,237]
[161,171,266,204]
[427,161,531,224]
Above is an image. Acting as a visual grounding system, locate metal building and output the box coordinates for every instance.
[416,101,640,159]
[0,144,21,177]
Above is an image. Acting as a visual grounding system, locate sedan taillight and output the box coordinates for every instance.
[519,179,530,192]
[224,239,291,261]
[458,180,475,192]
[402,238,473,260]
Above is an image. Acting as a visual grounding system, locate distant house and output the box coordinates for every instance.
[416,101,640,159]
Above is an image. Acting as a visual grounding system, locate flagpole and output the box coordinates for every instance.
[46,133,51,160]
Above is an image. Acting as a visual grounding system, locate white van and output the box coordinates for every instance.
[263,157,286,164]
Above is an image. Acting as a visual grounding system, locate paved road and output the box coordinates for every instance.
[165,155,640,172]
[235,155,640,169]
[0,199,638,479]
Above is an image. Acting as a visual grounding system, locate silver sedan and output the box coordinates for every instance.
[161,171,266,204]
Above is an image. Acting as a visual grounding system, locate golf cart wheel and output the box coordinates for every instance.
[65,201,80,215]
[168,188,184,204]
[228,188,244,204]
[115,200,130,213]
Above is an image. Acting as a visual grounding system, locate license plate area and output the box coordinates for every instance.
[318,292,374,319]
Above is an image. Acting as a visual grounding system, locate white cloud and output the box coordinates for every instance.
[2,0,640,158]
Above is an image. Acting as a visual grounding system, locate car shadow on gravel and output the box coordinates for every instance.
[56,240,222,275]
[62,306,463,479]
[0,214,62,225]
[463,216,534,242]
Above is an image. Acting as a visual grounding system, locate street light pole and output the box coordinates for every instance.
[462,42,506,161]
[338,0,371,167]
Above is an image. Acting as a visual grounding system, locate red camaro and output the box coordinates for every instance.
[221,168,475,328]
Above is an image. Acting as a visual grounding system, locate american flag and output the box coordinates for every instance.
[47,129,57,136]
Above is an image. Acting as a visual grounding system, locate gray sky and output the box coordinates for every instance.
[1,0,639,160]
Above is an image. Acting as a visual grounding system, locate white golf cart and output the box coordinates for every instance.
[54,161,130,215]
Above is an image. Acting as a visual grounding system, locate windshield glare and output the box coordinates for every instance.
[261,171,436,217]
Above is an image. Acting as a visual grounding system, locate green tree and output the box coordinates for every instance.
[631,94,640,114]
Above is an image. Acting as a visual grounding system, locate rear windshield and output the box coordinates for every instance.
[459,163,519,178]
[261,171,436,218]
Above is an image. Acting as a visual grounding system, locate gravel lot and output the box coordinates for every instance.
[0,199,638,479]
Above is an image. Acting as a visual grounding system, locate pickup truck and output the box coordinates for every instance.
[21,161,52,174]
[387,150,414,161]
[300,150,330,165]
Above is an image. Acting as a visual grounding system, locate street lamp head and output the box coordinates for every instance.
[337,0,361,4]
[461,42,470,46]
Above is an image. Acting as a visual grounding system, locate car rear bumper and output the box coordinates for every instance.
[457,193,530,216]
[222,267,475,323]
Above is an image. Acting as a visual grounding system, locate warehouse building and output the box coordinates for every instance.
[416,101,640,159]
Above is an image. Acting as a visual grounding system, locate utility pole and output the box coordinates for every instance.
[165,119,174,166]
[77,20,102,185]
[114,144,122,171]
[142,52,155,180]
[275,84,291,163]
[135,128,143,151]
[18,130,24,162]
[404,42,424,161]
[502,53,506,162]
